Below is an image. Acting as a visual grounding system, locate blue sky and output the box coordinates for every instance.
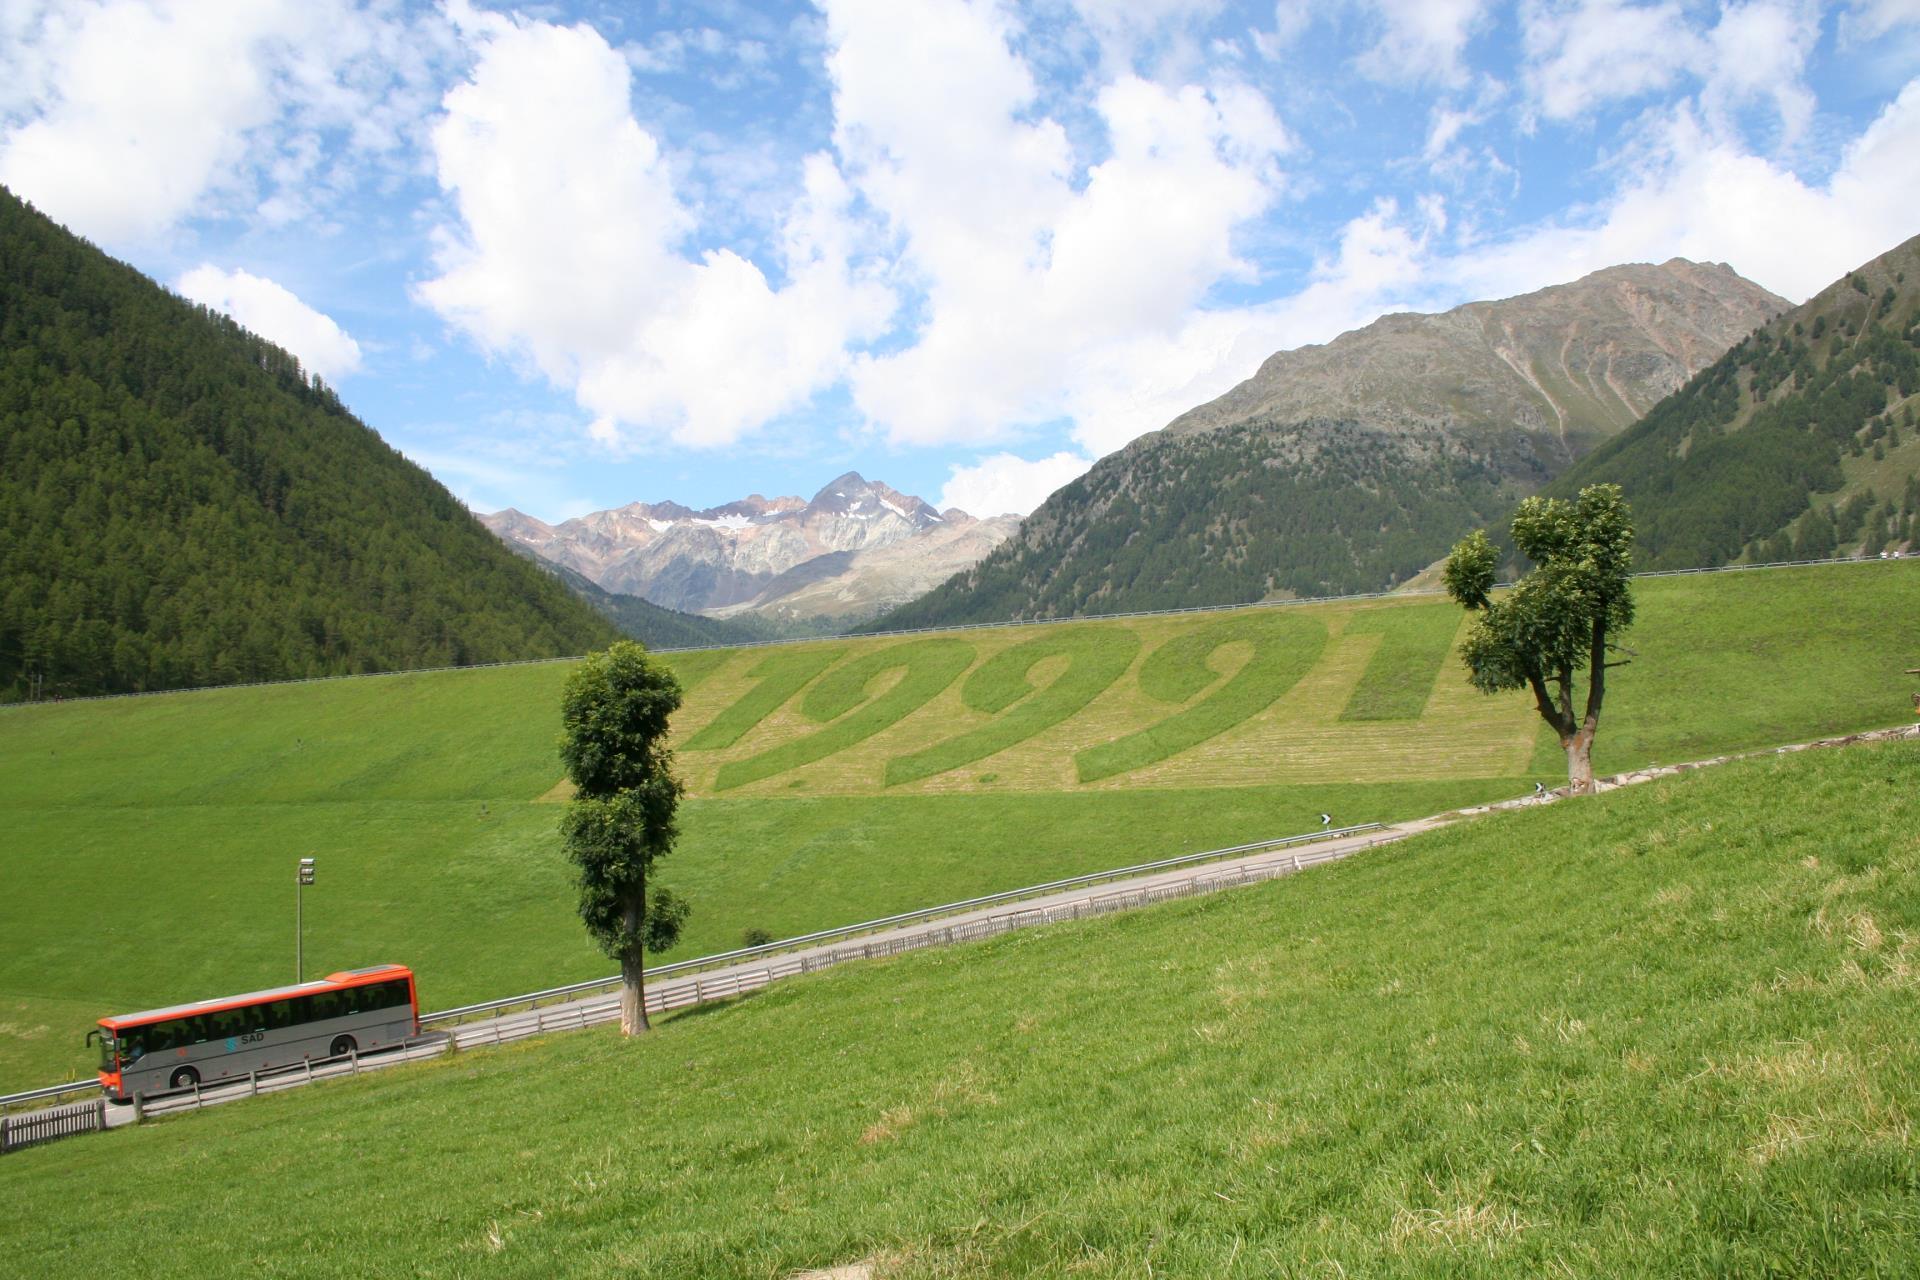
[4,0,1918,522]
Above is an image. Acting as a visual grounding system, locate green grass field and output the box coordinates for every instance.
[3,739,1915,1277]
[0,560,1913,1090]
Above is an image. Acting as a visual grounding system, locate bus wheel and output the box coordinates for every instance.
[170,1066,199,1090]
[329,1035,357,1059]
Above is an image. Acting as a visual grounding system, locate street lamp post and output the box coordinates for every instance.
[296,857,316,982]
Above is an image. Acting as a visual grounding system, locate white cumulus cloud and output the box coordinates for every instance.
[1355,0,1489,87]
[1446,79,1920,304]
[824,0,1291,451]
[174,264,362,380]
[417,6,891,449]
[1,0,285,242]
[1520,0,1703,121]
[939,451,1095,517]
[1841,0,1920,41]
[1519,0,1820,144]
[0,0,445,246]
[1698,0,1820,144]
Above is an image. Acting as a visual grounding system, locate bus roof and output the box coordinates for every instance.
[97,965,412,1029]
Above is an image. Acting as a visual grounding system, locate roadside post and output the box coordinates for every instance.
[296,857,316,982]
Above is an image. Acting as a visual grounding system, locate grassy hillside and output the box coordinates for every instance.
[0,560,1912,1089]
[0,186,617,700]
[4,739,1916,1277]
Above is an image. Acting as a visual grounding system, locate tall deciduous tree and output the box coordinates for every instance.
[1444,484,1635,794]
[559,641,690,1034]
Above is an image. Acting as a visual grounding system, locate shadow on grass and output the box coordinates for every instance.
[655,987,773,1027]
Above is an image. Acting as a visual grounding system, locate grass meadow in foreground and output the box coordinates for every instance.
[0,559,1912,1090]
[2,741,1916,1277]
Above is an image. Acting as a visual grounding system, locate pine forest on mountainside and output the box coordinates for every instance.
[1547,233,1920,568]
[875,420,1525,629]
[0,187,619,701]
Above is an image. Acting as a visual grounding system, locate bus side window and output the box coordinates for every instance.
[267,999,292,1030]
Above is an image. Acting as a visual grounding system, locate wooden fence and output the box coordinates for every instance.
[1,1099,106,1154]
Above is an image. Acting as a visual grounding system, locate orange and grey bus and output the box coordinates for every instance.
[90,965,419,1099]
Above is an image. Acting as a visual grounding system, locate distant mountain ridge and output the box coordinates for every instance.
[0,186,616,700]
[484,472,1020,625]
[876,258,1787,629]
[1545,233,1920,567]
[501,544,771,649]
[1165,259,1780,463]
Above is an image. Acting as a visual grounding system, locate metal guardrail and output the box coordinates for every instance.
[418,823,1383,1026]
[0,1080,97,1110]
[133,1041,415,1112]
[3,554,1904,709]
[1627,555,1908,581]
[0,1037,443,1120]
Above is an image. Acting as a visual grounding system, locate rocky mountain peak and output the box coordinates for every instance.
[641,500,698,521]
[805,471,944,528]
[484,507,552,539]
[1168,257,1787,465]
[480,473,1008,623]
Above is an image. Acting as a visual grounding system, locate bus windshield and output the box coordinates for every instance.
[97,1031,117,1074]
